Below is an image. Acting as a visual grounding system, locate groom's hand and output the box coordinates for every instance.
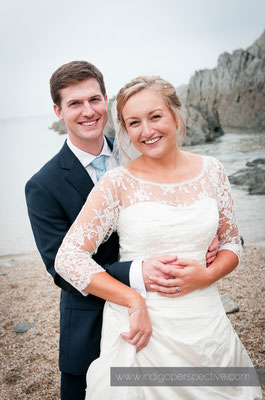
[142,254,178,292]
[206,234,219,265]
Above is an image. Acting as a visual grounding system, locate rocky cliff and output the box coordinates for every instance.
[51,31,265,145]
[182,30,265,145]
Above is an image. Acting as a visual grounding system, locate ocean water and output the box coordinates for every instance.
[0,116,264,258]
[0,115,66,257]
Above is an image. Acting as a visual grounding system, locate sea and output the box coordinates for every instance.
[0,114,264,259]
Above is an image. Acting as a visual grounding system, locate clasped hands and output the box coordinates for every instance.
[143,234,219,297]
[144,255,209,297]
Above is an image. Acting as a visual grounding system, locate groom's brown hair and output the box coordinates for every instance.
[50,61,106,107]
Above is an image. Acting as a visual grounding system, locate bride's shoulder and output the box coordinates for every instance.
[100,166,128,186]
[199,155,228,181]
[202,155,225,170]
[106,165,124,177]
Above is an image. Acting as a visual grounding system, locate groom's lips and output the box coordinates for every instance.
[79,119,99,127]
[142,136,162,146]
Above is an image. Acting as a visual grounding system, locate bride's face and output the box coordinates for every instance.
[122,89,178,159]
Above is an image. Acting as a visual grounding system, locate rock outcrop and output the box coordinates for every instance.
[51,31,265,145]
[229,158,265,195]
[181,30,265,144]
[49,119,67,135]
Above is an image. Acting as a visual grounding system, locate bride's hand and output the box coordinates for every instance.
[149,258,212,297]
[121,304,152,353]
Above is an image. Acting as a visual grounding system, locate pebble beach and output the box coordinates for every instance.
[0,246,264,399]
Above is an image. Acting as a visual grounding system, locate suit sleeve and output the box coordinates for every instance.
[25,176,131,294]
[54,172,130,295]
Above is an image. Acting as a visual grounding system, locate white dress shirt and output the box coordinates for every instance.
[66,137,146,297]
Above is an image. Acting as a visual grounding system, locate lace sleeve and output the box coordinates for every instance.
[55,172,120,295]
[214,159,242,260]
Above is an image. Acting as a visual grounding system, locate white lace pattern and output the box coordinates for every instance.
[55,156,242,294]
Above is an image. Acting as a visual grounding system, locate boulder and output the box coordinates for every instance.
[13,322,36,333]
[182,30,265,142]
[229,158,265,195]
[221,296,239,314]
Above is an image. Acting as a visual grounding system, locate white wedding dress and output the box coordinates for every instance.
[55,156,262,399]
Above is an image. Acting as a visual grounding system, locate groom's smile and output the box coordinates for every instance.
[54,78,108,154]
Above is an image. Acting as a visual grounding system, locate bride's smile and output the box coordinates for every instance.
[122,88,179,159]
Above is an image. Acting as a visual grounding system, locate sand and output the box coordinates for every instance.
[0,246,264,399]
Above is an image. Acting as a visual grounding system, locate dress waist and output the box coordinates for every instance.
[106,284,224,316]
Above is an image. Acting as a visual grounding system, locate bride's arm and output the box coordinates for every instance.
[202,159,242,283]
[147,159,242,296]
[55,172,152,351]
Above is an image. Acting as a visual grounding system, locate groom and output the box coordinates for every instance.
[25,61,218,400]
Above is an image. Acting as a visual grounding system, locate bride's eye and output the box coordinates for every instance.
[152,115,161,120]
[129,121,139,127]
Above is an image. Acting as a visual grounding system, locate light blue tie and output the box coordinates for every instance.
[91,155,106,181]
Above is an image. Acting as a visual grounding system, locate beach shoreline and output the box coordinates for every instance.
[0,246,264,399]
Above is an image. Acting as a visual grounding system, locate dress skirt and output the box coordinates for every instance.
[85,285,261,399]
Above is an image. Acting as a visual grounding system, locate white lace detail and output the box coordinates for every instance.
[55,156,242,294]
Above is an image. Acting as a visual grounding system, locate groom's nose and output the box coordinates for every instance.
[82,101,95,117]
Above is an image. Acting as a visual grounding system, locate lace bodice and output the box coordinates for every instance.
[55,156,242,294]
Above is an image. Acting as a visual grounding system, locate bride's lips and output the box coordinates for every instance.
[142,136,162,146]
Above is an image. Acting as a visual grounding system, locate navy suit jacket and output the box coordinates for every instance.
[25,138,131,375]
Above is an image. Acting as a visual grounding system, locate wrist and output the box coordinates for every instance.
[129,305,147,316]
[127,293,146,312]
[204,266,217,286]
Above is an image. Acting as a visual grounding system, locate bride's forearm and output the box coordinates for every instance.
[205,249,239,285]
[85,271,146,311]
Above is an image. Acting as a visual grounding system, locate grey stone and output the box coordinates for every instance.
[49,119,67,135]
[13,322,36,333]
[221,296,240,314]
[50,31,265,145]
[246,158,265,167]
[229,163,265,195]
[182,30,265,143]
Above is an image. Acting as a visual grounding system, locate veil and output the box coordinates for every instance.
[110,99,142,166]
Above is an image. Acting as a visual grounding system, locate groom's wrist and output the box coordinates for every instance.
[129,258,146,298]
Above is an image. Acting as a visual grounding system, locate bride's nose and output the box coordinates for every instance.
[141,121,155,138]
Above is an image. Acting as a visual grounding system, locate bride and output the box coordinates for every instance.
[55,76,261,399]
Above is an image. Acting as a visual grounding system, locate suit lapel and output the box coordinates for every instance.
[58,137,114,200]
[59,141,94,200]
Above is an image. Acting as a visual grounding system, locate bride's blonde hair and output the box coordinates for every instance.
[116,76,186,159]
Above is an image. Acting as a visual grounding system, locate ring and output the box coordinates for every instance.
[175,287,179,293]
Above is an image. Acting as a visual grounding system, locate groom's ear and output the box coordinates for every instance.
[104,94,108,106]
[54,104,64,120]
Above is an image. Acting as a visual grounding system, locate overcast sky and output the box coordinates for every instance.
[0,0,264,119]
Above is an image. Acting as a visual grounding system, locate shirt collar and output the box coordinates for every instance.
[66,137,112,168]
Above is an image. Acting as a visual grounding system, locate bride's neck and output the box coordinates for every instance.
[140,147,184,174]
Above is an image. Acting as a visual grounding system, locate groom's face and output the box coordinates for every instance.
[54,78,108,151]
